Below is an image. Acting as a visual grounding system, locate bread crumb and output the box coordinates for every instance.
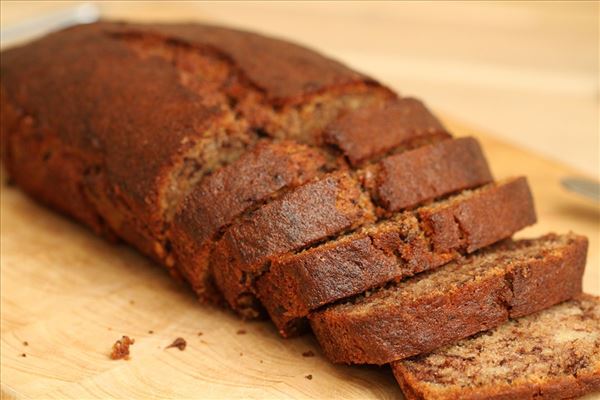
[148,330,154,334]
[197,332,203,336]
[110,336,135,360]
[129,300,135,305]
[260,360,263,364]
[305,374,313,380]
[21,353,26,358]
[239,352,243,356]
[302,350,315,357]
[23,341,29,346]
[236,329,247,335]
[166,337,187,351]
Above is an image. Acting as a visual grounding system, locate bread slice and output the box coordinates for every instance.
[310,233,588,365]
[212,170,377,317]
[392,295,600,400]
[324,98,450,166]
[257,176,535,337]
[169,141,332,301]
[211,137,493,317]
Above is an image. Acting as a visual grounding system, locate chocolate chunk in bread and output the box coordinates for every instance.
[324,98,450,166]
[258,177,535,337]
[392,295,600,400]
[310,233,587,365]
[170,141,331,302]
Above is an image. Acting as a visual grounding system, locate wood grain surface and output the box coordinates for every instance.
[1,117,599,399]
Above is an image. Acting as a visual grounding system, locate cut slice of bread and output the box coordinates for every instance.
[212,170,377,317]
[169,140,331,301]
[362,136,491,214]
[324,98,450,166]
[257,176,535,337]
[310,233,588,365]
[392,295,600,400]
[211,137,493,318]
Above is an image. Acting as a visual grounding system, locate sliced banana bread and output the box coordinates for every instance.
[169,141,332,301]
[0,21,393,275]
[310,233,588,365]
[211,137,493,317]
[392,295,600,400]
[257,177,535,337]
[212,170,377,317]
[324,97,450,166]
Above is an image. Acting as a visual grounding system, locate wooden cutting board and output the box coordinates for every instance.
[1,118,599,399]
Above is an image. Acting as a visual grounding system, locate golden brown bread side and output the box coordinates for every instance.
[392,295,600,400]
[257,177,535,337]
[309,233,587,365]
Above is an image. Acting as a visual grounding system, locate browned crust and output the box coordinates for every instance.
[324,98,451,166]
[169,141,330,301]
[309,234,587,365]
[1,21,393,272]
[212,138,494,321]
[391,295,600,400]
[394,367,600,400]
[418,176,536,253]
[257,177,532,337]
[211,171,376,316]
[107,22,391,104]
[367,136,493,213]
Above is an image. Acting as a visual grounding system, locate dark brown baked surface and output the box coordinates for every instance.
[257,177,534,337]
[310,233,587,365]
[324,98,451,166]
[0,21,393,273]
[364,136,492,213]
[169,140,330,301]
[211,171,376,317]
[211,137,495,319]
[392,295,600,400]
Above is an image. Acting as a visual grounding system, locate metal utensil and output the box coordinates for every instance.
[1,3,100,48]
[561,177,600,203]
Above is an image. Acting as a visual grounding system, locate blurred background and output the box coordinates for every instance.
[1,1,598,178]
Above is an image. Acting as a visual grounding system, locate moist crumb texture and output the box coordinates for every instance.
[310,233,587,365]
[257,176,533,337]
[392,295,600,400]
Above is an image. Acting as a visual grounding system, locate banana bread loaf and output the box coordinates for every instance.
[392,295,600,400]
[212,137,494,318]
[257,177,535,337]
[0,21,395,277]
[310,233,588,365]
